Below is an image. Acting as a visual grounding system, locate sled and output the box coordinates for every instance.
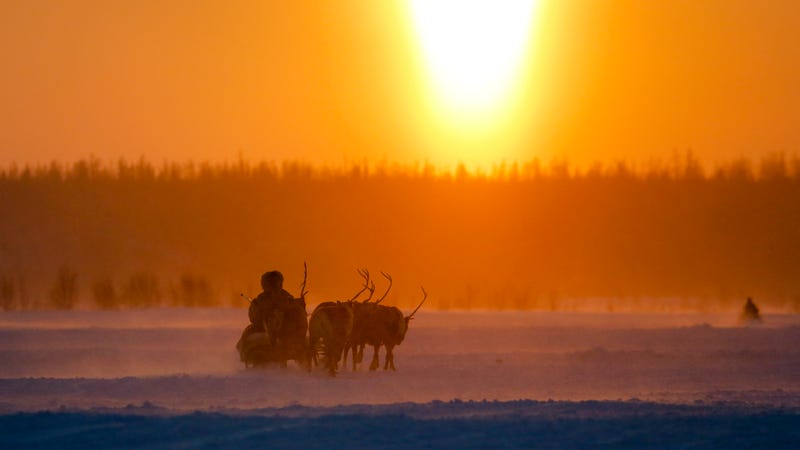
[236,328,279,367]
[236,309,310,369]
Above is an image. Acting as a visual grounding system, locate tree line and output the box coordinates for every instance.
[1,153,799,312]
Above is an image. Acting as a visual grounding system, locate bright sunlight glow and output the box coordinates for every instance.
[410,0,538,118]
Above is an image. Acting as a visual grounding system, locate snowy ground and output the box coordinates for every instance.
[1,309,799,448]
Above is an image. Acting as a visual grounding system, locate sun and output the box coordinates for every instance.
[410,0,538,122]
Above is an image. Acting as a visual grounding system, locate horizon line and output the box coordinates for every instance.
[1,151,799,181]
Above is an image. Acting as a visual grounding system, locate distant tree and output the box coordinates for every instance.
[170,274,214,307]
[121,272,161,308]
[16,275,31,310]
[92,277,118,309]
[789,296,800,314]
[683,150,705,179]
[759,153,789,181]
[49,266,78,310]
[455,163,469,182]
[0,275,15,311]
[713,157,754,181]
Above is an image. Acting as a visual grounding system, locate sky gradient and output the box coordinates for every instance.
[2,0,799,169]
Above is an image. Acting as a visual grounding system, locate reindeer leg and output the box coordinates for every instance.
[369,344,380,371]
[309,336,318,368]
[356,344,365,364]
[388,345,396,371]
[304,343,312,372]
[328,361,336,376]
[328,344,339,377]
[383,345,393,370]
[306,341,312,367]
[354,344,364,371]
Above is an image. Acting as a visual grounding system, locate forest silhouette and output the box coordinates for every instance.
[1,153,799,312]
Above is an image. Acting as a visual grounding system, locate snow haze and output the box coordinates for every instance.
[1,308,799,448]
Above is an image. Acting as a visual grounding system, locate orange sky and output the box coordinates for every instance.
[1,0,799,169]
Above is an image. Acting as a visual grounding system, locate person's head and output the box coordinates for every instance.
[261,270,284,291]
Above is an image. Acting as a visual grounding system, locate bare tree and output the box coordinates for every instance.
[50,266,78,310]
[92,277,117,309]
[0,275,15,311]
[171,274,214,307]
[121,272,161,308]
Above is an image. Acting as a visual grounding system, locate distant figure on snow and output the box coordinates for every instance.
[740,297,762,324]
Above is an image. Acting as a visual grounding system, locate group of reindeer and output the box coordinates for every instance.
[238,264,426,377]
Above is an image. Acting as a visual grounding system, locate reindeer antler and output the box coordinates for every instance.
[299,261,309,299]
[373,271,393,304]
[407,286,427,319]
[363,280,376,302]
[348,269,371,301]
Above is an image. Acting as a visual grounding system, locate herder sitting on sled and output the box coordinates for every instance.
[237,269,308,367]
[249,270,298,336]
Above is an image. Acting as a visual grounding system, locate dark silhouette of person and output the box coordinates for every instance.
[238,269,308,366]
[741,296,762,323]
[249,270,296,331]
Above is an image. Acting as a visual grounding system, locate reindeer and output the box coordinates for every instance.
[308,302,354,376]
[363,286,427,371]
[344,271,392,371]
[307,270,371,376]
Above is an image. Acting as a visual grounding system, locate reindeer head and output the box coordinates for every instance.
[399,287,427,340]
[405,286,427,322]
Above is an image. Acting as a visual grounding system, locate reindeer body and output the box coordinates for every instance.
[308,302,354,376]
[342,272,396,371]
[356,287,426,371]
[359,305,409,370]
[342,301,376,370]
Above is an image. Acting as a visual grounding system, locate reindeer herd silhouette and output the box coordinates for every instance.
[236,264,426,376]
